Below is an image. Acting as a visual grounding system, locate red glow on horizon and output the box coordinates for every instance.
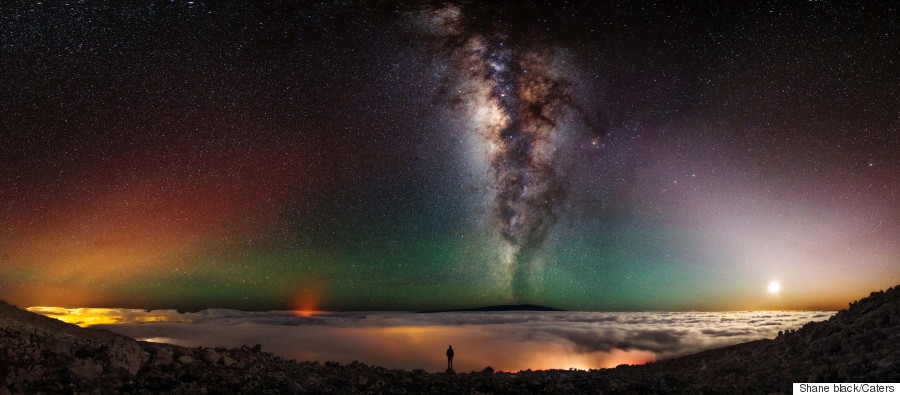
[293,289,322,317]
[293,308,322,317]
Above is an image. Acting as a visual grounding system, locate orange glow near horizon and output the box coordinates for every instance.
[27,306,192,327]
[526,348,657,371]
[293,309,326,317]
[0,144,316,309]
[293,300,320,317]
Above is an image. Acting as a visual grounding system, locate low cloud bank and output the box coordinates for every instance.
[44,309,830,372]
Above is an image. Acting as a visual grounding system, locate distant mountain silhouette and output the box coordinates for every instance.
[0,285,897,393]
[421,304,564,313]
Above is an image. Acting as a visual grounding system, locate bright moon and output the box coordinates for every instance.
[767,280,781,294]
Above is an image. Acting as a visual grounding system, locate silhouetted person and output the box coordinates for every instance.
[446,345,454,369]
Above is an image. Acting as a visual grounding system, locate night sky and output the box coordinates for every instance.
[1,1,897,312]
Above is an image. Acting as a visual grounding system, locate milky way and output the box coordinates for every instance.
[423,5,575,299]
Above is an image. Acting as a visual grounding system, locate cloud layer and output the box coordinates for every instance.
[44,309,834,372]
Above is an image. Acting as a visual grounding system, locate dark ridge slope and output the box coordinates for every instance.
[612,285,900,392]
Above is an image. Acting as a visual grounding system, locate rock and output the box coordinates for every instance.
[177,355,194,365]
[303,373,325,387]
[222,355,235,367]
[106,337,150,376]
[68,359,104,380]
[44,336,71,356]
[152,347,174,366]
[201,348,220,364]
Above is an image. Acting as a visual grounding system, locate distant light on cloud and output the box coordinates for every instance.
[139,337,177,343]
[26,306,192,327]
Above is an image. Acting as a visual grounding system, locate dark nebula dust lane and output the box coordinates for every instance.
[421,4,576,299]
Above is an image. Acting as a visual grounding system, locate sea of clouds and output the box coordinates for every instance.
[76,309,832,372]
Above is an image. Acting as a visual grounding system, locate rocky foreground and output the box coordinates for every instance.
[1,286,898,394]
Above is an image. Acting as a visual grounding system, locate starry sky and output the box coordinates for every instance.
[1,1,897,312]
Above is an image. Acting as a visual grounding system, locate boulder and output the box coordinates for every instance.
[202,348,221,364]
[152,347,174,366]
